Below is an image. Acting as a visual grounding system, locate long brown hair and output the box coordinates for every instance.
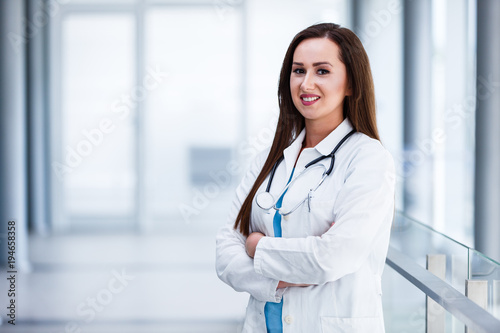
[234,23,379,236]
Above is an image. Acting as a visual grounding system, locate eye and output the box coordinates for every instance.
[317,69,330,75]
[292,68,305,74]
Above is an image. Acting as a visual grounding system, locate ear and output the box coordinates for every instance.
[345,80,353,96]
[345,86,352,96]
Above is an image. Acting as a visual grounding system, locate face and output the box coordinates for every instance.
[290,38,350,128]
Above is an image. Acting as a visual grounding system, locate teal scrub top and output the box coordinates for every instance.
[264,169,294,333]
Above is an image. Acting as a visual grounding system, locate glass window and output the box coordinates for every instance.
[430,0,476,246]
[59,13,136,230]
[143,7,242,230]
[351,0,404,209]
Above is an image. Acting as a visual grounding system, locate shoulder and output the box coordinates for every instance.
[237,146,272,188]
[350,132,391,154]
[346,132,394,172]
[249,146,272,172]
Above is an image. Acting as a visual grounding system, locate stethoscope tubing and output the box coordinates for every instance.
[256,129,356,216]
[259,163,326,215]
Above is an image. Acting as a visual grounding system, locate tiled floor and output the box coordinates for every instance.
[0,232,248,332]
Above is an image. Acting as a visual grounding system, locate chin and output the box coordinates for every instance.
[299,112,320,121]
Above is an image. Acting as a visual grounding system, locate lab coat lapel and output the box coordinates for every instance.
[282,120,354,179]
[283,129,306,181]
[314,118,355,156]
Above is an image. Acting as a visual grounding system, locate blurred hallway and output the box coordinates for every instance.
[0,232,247,332]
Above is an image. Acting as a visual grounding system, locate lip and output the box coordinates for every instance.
[300,94,320,106]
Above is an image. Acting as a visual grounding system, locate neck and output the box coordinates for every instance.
[303,117,344,148]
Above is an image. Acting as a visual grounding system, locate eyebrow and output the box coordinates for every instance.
[292,61,333,67]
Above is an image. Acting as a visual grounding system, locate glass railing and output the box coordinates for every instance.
[469,249,500,319]
[383,211,500,333]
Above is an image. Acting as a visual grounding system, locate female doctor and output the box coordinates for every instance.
[216,23,395,333]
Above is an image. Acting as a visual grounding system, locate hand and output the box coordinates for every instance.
[245,232,265,258]
[277,281,312,289]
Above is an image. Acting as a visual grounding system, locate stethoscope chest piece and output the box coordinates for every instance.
[255,192,275,212]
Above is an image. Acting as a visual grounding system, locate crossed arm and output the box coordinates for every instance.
[245,232,312,289]
[244,223,334,289]
[216,144,395,298]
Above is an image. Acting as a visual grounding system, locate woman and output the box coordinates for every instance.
[216,23,395,332]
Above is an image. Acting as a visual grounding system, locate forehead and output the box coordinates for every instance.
[293,38,341,62]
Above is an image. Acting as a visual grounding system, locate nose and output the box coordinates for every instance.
[300,72,315,91]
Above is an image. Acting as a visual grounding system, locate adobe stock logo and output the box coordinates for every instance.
[51,65,168,181]
[7,0,72,54]
[354,0,402,47]
[213,0,242,21]
[60,269,135,333]
[178,112,279,224]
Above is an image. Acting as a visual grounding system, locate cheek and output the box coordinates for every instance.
[289,77,300,92]
[289,79,302,102]
[323,78,347,96]
[335,75,349,92]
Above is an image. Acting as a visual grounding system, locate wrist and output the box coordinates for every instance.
[246,232,265,258]
[277,281,288,289]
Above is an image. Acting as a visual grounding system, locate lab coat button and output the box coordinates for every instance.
[284,315,293,324]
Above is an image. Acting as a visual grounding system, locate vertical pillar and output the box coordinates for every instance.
[493,280,500,319]
[0,0,29,269]
[402,0,433,223]
[135,0,145,232]
[27,0,50,235]
[426,254,446,333]
[474,0,500,262]
[350,0,361,33]
[465,280,488,333]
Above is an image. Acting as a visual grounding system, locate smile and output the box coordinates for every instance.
[300,94,320,106]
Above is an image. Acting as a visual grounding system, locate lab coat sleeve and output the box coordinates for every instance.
[253,143,395,285]
[215,150,284,303]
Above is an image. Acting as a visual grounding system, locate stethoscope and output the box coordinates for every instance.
[255,129,356,217]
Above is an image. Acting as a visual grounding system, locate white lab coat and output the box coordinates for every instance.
[216,119,395,333]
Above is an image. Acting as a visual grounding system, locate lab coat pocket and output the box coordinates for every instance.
[241,297,267,332]
[320,317,384,333]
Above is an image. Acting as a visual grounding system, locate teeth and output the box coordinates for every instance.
[303,96,319,102]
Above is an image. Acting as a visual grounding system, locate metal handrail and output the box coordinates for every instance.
[386,246,500,333]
